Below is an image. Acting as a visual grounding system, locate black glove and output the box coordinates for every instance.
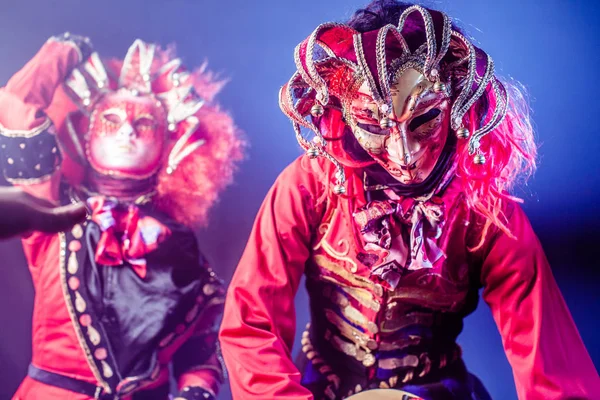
[48,32,94,63]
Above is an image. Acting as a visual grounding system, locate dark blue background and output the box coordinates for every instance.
[0,1,598,399]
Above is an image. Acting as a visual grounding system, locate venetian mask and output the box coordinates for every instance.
[348,68,450,185]
[87,90,167,179]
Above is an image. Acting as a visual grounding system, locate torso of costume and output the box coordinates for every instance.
[220,156,600,400]
[16,198,224,400]
[0,35,226,400]
[302,168,476,399]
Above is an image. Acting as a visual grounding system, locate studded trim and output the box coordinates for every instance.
[0,119,61,183]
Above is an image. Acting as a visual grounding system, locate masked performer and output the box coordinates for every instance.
[219,1,599,399]
[0,33,244,400]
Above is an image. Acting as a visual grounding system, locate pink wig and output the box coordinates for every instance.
[458,80,536,249]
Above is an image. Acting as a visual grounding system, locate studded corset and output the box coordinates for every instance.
[301,177,478,396]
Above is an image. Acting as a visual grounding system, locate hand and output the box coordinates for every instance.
[0,187,87,239]
[48,32,94,64]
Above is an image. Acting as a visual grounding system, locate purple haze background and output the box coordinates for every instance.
[0,0,598,399]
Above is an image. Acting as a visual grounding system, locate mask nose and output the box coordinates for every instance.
[387,124,412,165]
[116,122,136,140]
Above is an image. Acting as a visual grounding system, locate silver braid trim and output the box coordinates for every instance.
[450,32,477,130]
[468,78,508,154]
[398,6,437,74]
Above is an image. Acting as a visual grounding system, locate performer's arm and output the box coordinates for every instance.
[219,156,328,400]
[0,33,91,202]
[480,203,600,399]
[0,33,91,265]
[0,186,85,239]
[173,267,226,400]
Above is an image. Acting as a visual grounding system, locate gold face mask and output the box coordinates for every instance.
[348,68,450,185]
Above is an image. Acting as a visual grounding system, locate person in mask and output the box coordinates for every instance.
[219,1,598,399]
[0,33,244,399]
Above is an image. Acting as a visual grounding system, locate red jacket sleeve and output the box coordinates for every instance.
[480,203,600,399]
[219,156,329,400]
[0,34,86,202]
[0,34,89,258]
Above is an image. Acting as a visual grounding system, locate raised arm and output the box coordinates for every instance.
[219,156,328,400]
[0,33,91,201]
[480,203,600,399]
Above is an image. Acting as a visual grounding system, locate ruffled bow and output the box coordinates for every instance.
[353,196,446,288]
[87,196,171,279]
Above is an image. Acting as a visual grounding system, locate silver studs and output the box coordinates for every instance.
[333,184,346,195]
[306,148,319,159]
[474,153,486,165]
[433,81,446,93]
[310,103,324,118]
[455,127,469,139]
[379,116,395,130]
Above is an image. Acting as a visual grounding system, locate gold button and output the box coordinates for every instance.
[362,353,376,367]
[367,321,379,334]
[71,224,83,239]
[203,283,217,296]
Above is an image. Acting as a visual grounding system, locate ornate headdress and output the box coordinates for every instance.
[63,40,211,174]
[280,5,508,194]
[52,39,245,226]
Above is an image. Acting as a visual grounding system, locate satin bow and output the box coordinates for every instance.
[87,196,172,279]
[353,197,446,287]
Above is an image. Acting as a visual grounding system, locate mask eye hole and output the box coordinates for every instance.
[102,112,123,125]
[134,116,156,130]
[356,123,391,135]
[409,108,441,132]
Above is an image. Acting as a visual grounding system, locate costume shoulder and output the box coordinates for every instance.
[276,154,332,197]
